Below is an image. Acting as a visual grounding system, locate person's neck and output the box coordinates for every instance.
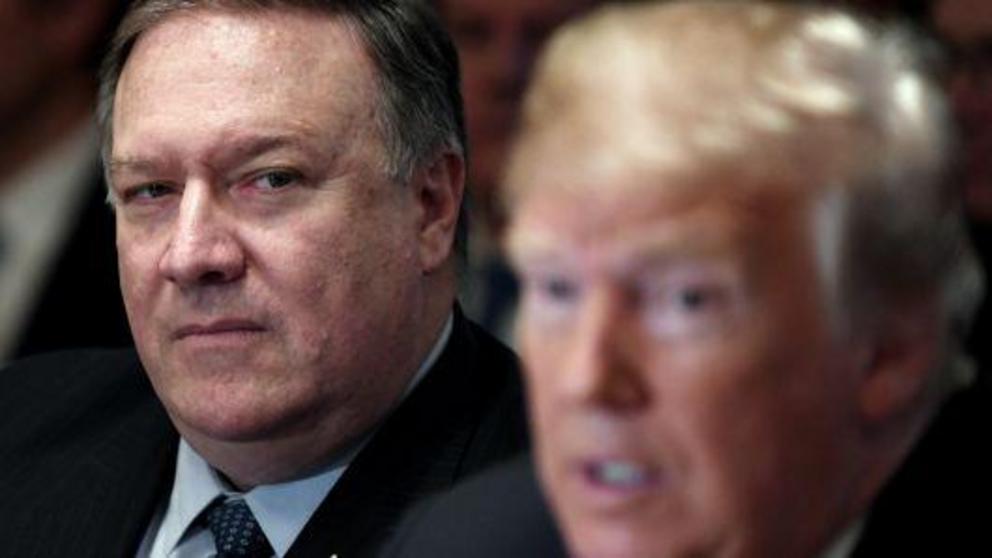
[0,75,95,188]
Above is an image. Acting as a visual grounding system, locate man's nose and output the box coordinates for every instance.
[159,183,246,287]
[562,289,650,411]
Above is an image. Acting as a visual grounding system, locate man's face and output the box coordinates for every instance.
[935,0,992,220]
[507,142,868,556]
[111,10,434,463]
[440,0,593,229]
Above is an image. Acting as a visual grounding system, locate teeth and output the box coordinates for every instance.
[595,461,650,487]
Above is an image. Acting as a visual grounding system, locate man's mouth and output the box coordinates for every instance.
[583,459,662,490]
[174,319,266,340]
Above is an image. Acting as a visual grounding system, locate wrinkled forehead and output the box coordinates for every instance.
[112,7,380,154]
[118,7,369,92]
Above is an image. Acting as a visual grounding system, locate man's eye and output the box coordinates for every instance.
[538,277,578,302]
[522,273,581,326]
[673,287,714,312]
[251,169,301,191]
[123,182,175,202]
[642,278,737,339]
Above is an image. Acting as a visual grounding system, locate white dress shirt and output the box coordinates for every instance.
[138,313,453,558]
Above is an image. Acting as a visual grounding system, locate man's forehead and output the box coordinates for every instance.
[505,111,809,216]
[505,167,798,271]
[112,6,379,158]
[121,7,367,77]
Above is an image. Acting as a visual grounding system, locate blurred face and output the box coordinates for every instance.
[507,144,868,556]
[439,0,593,230]
[935,0,992,220]
[111,10,436,465]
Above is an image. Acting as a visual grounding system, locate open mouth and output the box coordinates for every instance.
[583,459,662,490]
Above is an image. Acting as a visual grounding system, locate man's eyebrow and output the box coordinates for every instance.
[107,133,327,175]
[107,157,160,174]
[218,134,321,162]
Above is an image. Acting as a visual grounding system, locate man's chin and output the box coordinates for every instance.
[565,524,673,558]
[166,385,319,444]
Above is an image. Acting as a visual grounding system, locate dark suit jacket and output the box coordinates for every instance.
[11,169,132,359]
[383,455,565,558]
[0,310,527,558]
[852,379,992,556]
[385,382,991,557]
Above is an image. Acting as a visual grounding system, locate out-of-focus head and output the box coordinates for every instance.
[99,0,465,487]
[436,0,596,233]
[505,1,983,556]
[933,0,992,220]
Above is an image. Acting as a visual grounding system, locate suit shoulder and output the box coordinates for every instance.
[0,349,161,455]
[1,348,144,398]
[452,318,529,475]
[386,456,566,558]
[855,381,992,555]
[465,317,520,371]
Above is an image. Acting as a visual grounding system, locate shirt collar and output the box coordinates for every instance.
[157,311,454,556]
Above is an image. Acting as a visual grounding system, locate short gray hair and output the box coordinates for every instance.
[509,0,984,390]
[98,0,468,253]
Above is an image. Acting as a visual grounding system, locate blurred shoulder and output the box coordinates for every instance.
[385,455,567,558]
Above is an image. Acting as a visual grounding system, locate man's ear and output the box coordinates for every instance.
[413,150,465,273]
[857,300,941,426]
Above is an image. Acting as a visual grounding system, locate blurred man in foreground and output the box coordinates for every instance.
[0,1,526,556]
[387,2,990,556]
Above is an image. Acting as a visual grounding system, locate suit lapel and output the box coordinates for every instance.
[74,398,179,557]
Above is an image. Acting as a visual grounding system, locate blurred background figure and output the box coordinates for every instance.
[436,0,598,342]
[0,0,131,363]
[930,0,992,375]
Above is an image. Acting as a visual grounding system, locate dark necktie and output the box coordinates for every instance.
[205,498,274,558]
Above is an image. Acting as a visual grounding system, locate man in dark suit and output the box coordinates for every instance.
[0,1,526,556]
[387,2,991,556]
